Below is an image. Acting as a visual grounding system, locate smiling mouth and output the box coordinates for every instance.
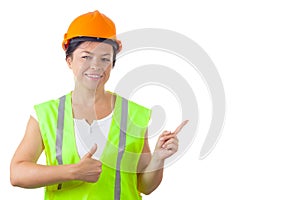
[85,73,104,79]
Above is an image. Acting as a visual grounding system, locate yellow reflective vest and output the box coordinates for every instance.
[34,92,151,200]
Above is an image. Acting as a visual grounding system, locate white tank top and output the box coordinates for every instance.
[31,109,112,160]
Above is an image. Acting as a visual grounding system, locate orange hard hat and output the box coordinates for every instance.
[62,10,122,52]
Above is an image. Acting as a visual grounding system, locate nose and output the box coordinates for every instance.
[90,63,110,71]
[90,65,99,70]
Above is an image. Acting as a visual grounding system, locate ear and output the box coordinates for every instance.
[66,56,72,69]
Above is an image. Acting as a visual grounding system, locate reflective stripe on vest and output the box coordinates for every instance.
[56,95,65,190]
[115,97,128,200]
[55,95,128,200]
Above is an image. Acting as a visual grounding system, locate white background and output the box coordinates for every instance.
[1,0,300,199]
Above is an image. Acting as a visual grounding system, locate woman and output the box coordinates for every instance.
[10,10,188,200]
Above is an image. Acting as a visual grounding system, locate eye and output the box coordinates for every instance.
[102,58,110,62]
[101,58,111,62]
[81,55,92,60]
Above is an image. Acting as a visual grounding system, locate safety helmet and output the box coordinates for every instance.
[62,10,122,52]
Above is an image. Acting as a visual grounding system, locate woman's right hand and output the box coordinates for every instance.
[10,117,102,188]
[73,144,102,183]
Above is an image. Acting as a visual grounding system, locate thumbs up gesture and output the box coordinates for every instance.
[73,144,102,182]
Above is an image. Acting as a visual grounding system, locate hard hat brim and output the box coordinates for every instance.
[68,36,121,52]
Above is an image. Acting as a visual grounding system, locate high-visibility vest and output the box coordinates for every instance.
[34,92,151,200]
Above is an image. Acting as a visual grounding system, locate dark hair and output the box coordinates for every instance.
[65,40,117,67]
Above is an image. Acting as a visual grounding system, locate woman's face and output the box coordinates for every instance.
[67,41,114,91]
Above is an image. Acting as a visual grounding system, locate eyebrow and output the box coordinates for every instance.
[80,51,111,56]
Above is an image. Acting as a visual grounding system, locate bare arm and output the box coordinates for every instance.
[137,131,164,195]
[10,116,102,188]
[137,120,188,195]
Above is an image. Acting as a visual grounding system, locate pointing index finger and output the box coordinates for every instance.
[173,120,189,135]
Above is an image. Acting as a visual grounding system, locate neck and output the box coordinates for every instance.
[72,86,107,106]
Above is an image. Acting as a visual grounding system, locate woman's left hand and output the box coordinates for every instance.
[153,120,189,161]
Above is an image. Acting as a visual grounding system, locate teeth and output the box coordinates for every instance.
[86,74,103,78]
